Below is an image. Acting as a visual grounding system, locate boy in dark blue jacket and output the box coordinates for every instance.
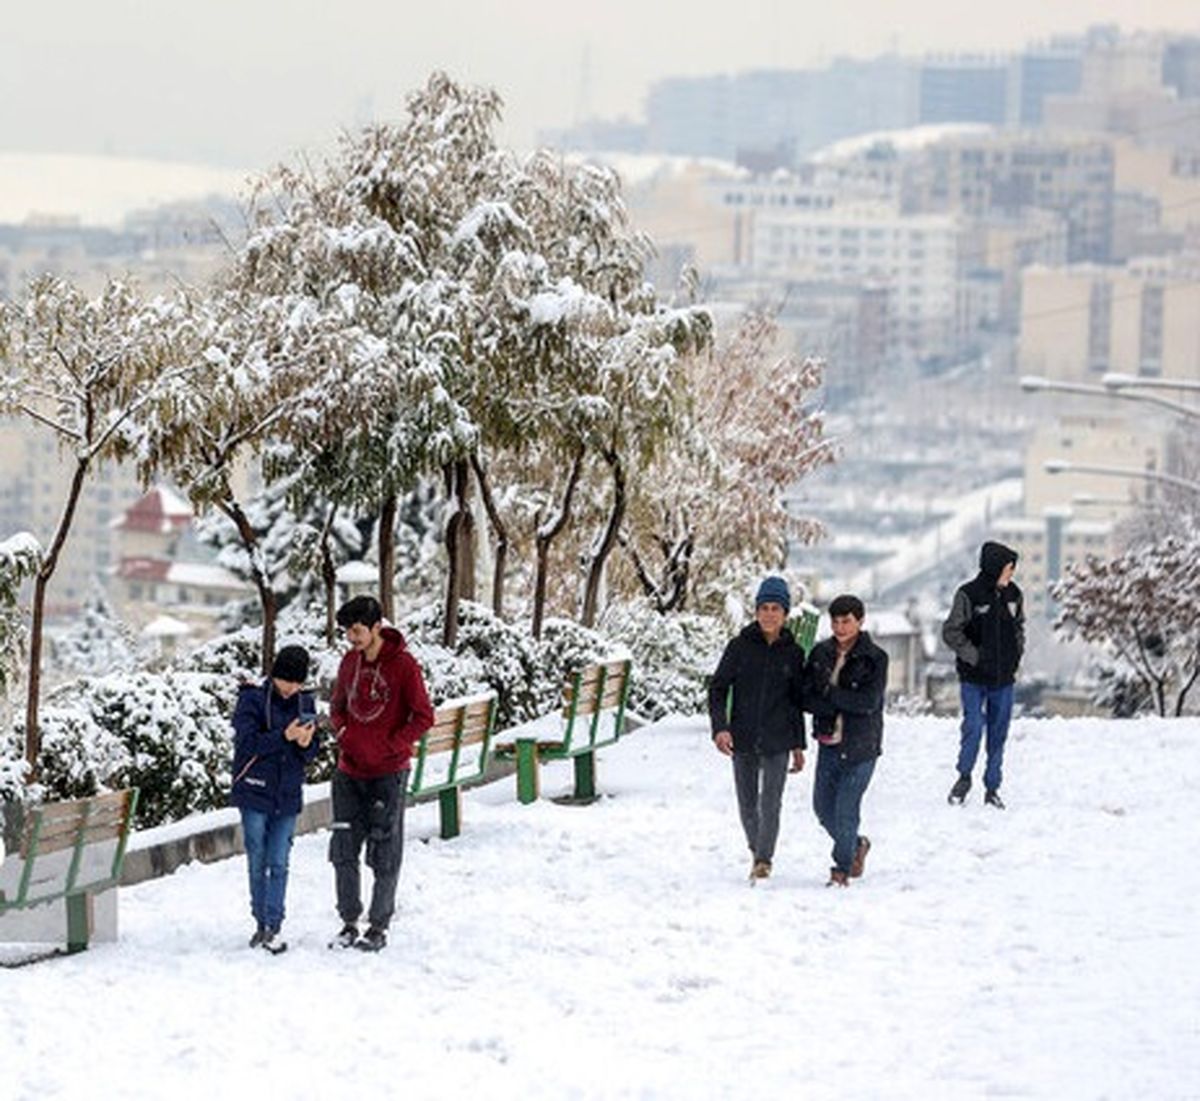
[230,645,320,952]
[708,576,807,882]
[803,594,888,887]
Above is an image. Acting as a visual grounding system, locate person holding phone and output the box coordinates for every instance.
[229,644,320,953]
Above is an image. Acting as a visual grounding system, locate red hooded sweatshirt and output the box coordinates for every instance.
[329,625,434,779]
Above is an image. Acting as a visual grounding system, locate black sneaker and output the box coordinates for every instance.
[259,929,288,955]
[330,923,359,949]
[948,773,972,805]
[985,789,1005,810]
[249,924,267,948]
[356,926,387,953]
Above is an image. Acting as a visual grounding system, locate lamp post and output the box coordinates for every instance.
[1020,375,1200,420]
[1102,373,1200,396]
[1043,459,1200,496]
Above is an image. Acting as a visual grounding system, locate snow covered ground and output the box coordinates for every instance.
[4,713,1199,1100]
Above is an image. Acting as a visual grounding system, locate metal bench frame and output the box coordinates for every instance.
[0,789,139,963]
[498,657,632,805]
[408,693,498,839]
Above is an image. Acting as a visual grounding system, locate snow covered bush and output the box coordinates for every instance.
[601,602,726,720]
[406,600,545,730]
[8,705,129,804]
[48,587,139,677]
[0,531,41,701]
[48,671,238,827]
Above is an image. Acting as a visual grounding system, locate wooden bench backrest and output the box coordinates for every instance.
[1,789,137,910]
[409,693,498,796]
[20,790,134,860]
[423,696,495,756]
[562,658,631,720]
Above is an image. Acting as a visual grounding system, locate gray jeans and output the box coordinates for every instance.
[732,751,790,864]
[329,769,408,930]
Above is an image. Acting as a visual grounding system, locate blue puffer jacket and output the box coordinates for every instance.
[229,680,321,816]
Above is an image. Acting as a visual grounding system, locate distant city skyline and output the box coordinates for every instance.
[1,1,1197,172]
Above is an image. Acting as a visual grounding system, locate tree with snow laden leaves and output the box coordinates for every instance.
[0,278,201,780]
[1051,533,1200,716]
[620,310,831,616]
[222,73,502,642]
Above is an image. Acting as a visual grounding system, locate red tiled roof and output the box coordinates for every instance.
[114,487,192,534]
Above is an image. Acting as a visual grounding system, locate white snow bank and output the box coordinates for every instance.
[4,713,1198,1099]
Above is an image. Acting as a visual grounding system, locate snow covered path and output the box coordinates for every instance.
[5,714,1199,1100]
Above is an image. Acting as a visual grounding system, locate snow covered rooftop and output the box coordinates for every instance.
[113,487,194,534]
[809,123,994,164]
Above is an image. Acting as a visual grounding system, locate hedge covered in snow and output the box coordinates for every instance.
[1,599,726,828]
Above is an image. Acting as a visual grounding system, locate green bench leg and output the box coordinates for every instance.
[438,788,462,840]
[65,892,91,954]
[573,752,596,801]
[516,739,539,804]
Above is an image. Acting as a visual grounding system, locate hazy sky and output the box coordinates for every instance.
[2,1,1197,171]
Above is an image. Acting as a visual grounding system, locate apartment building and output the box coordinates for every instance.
[748,201,960,366]
[1019,260,1200,383]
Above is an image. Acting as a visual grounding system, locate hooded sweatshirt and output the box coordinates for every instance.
[329,625,434,779]
[942,541,1025,687]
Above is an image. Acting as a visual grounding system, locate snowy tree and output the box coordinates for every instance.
[619,309,831,616]
[0,277,200,780]
[1051,533,1200,716]
[48,582,138,677]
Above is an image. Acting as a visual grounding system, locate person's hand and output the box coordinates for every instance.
[714,730,734,756]
[294,721,315,749]
[789,748,805,773]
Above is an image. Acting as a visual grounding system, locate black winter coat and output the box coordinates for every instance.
[708,623,806,755]
[942,541,1025,687]
[229,680,321,816]
[802,631,888,764]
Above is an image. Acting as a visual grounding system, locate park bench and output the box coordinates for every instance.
[0,788,139,964]
[408,692,498,839]
[495,656,632,805]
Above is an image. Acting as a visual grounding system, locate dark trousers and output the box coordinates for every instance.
[732,751,790,864]
[329,769,408,930]
[812,748,875,875]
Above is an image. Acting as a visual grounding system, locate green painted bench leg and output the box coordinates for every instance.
[516,739,539,804]
[65,892,91,954]
[438,788,462,840]
[573,752,596,801]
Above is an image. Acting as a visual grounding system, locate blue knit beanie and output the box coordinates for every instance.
[755,576,791,614]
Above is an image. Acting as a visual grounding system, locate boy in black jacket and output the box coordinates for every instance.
[942,541,1024,809]
[803,594,888,887]
[708,576,807,882]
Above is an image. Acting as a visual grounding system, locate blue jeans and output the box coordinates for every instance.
[812,749,876,875]
[956,682,1014,792]
[240,808,298,932]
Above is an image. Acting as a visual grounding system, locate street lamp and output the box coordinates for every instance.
[1043,458,1200,495]
[1102,373,1200,396]
[1020,375,1200,420]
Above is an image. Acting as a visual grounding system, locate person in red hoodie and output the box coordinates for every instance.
[328,595,433,952]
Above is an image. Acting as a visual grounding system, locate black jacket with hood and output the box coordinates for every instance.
[942,541,1025,687]
[802,630,888,764]
[707,623,806,755]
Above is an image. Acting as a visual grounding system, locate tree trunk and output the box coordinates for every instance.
[319,504,338,647]
[23,457,90,784]
[219,498,276,675]
[471,452,508,619]
[377,492,397,621]
[532,446,584,640]
[441,461,473,648]
[581,448,626,629]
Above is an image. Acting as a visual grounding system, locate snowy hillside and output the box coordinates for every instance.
[5,713,1199,1100]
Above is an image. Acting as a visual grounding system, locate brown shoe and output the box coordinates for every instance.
[850,836,871,878]
[751,859,772,880]
[827,868,849,887]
